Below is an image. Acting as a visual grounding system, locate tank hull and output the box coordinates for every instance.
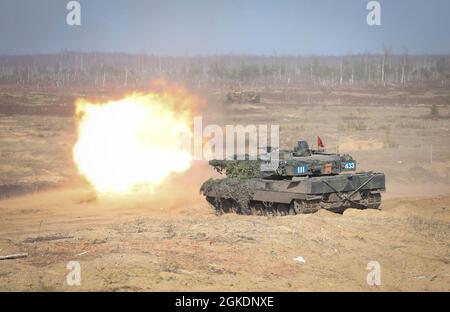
[201,172,385,215]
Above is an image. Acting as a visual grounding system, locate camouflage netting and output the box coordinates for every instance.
[200,178,255,212]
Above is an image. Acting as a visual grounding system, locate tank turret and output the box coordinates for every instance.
[209,141,357,178]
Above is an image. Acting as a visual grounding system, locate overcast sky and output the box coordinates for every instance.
[1,0,449,55]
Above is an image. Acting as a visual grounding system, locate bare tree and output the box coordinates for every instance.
[381,45,392,85]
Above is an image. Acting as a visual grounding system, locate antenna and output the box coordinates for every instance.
[336,126,340,155]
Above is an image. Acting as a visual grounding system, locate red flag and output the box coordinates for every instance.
[317,136,325,148]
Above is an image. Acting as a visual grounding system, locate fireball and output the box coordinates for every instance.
[73,84,198,194]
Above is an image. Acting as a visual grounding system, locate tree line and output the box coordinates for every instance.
[0,51,449,90]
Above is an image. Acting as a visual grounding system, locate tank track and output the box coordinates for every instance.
[206,192,381,216]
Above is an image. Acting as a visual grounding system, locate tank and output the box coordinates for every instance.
[200,140,385,215]
[225,90,261,104]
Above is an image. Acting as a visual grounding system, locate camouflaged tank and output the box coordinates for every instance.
[200,140,385,215]
[225,90,260,104]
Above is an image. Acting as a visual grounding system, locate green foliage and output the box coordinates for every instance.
[209,159,262,179]
[225,160,261,178]
[430,103,439,116]
[200,178,254,211]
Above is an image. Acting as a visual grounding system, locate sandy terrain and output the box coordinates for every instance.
[0,86,449,291]
[0,179,448,291]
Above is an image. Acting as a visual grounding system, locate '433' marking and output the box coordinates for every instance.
[344,162,355,169]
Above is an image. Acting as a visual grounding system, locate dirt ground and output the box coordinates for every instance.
[0,86,449,291]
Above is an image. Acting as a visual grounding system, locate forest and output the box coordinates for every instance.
[0,51,449,90]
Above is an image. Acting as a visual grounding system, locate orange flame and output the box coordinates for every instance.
[73,82,201,194]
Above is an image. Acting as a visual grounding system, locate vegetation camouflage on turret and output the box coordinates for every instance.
[209,158,263,178]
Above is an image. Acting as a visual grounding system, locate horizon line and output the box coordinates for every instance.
[1,51,450,58]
